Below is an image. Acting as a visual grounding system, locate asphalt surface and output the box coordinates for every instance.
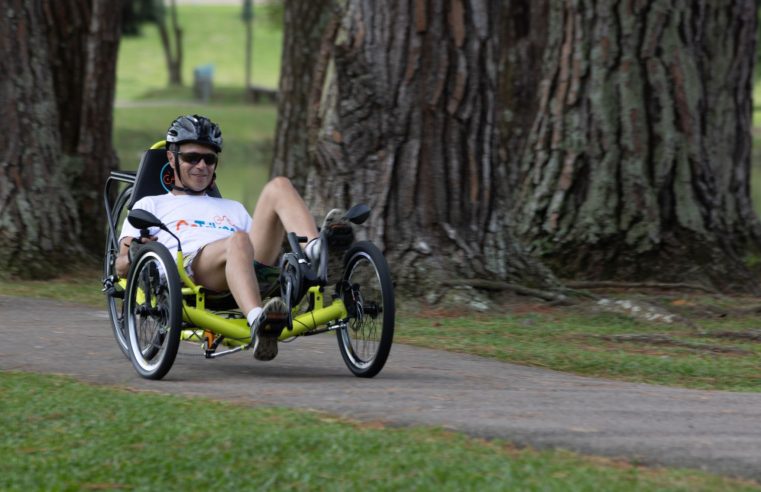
[2,295,761,483]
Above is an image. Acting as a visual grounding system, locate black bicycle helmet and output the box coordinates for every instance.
[166,114,223,152]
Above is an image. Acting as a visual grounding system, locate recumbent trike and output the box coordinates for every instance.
[102,141,395,379]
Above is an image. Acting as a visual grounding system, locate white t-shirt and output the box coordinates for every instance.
[119,193,252,258]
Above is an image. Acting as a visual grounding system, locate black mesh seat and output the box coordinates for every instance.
[128,148,221,209]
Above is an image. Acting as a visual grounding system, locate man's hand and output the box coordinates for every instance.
[128,236,153,263]
[116,235,158,278]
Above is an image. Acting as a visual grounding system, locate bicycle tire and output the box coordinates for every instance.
[104,186,132,357]
[336,241,395,378]
[125,242,182,380]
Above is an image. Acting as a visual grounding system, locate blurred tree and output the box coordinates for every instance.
[156,0,183,86]
[511,0,760,292]
[120,0,183,86]
[243,0,254,90]
[121,0,156,36]
[274,0,557,300]
[0,0,122,278]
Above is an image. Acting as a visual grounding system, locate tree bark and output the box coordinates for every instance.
[271,0,338,191]
[44,0,122,252]
[0,0,121,278]
[0,1,84,278]
[278,0,557,299]
[514,0,760,292]
[496,0,549,192]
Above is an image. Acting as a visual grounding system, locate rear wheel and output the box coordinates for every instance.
[104,186,132,357]
[336,241,395,378]
[125,242,182,380]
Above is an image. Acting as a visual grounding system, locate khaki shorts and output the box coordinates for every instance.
[183,246,280,297]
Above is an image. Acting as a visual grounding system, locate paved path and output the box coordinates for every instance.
[2,296,760,482]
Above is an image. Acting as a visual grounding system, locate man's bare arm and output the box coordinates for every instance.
[115,237,133,278]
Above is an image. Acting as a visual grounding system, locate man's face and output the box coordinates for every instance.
[169,142,218,192]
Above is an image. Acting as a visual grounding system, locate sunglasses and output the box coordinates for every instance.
[178,152,218,166]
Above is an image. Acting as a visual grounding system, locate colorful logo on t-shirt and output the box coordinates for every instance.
[175,215,240,232]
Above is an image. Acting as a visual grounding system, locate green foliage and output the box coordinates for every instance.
[1,372,755,491]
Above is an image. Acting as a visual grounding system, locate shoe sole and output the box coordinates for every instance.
[254,332,279,361]
[253,305,288,361]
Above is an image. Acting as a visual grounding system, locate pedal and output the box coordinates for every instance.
[102,276,124,298]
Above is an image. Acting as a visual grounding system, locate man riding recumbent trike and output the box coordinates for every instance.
[102,115,394,380]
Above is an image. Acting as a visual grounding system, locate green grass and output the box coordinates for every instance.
[0,268,103,307]
[117,5,282,101]
[397,296,761,392]
[1,372,756,491]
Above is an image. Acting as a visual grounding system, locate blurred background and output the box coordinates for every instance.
[115,0,284,210]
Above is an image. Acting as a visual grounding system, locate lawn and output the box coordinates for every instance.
[397,293,761,392]
[116,4,282,101]
[1,371,756,491]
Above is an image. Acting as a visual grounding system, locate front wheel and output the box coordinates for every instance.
[336,241,395,378]
[125,242,182,380]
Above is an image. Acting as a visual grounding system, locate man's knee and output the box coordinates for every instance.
[227,231,254,257]
[265,176,295,195]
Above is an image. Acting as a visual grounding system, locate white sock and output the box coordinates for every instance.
[304,237,321,263]
[246,307,263,327]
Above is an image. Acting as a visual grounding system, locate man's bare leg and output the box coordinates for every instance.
[189,232,261,315]
[249,177,319,266]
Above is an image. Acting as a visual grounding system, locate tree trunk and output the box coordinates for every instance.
[0,0,121,278]
[271,0,337,191]
[514,0,760,292]
[245,17,253,89]
[495,0,549,192]
[278,0,557,300]
[169,0,183,86]
[45,0,122,252]
[0,1,84,278]
[157,0,183,86]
